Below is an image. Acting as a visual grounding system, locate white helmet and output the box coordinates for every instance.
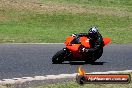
[88,27,98,38]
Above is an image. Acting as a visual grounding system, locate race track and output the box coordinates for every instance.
[0,44,132,80]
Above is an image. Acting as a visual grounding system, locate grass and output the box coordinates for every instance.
[34,72,132,88]
[35,81,132,88]
[0,0,131,43]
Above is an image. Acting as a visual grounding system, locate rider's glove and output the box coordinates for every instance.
[72,34,76,37]
[72,34,80,37]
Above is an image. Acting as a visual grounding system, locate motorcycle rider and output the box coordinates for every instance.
[72,26,104,55]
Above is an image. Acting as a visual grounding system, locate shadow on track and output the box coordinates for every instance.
[53,61,107,65]
[70,61,107,65]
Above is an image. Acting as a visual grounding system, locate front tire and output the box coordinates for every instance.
[52,49,66,64]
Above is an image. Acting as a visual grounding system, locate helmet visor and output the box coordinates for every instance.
[88,32,96,39]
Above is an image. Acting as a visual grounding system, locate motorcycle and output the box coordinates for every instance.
[52,34,111,64]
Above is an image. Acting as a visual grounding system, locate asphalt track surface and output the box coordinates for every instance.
[0,44,132,80]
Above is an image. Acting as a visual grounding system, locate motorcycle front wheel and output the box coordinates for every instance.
[52,49,67,64]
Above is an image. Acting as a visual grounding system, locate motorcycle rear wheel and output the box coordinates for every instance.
[85,48,103,63]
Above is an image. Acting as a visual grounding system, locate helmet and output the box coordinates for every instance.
[88,27,98,39]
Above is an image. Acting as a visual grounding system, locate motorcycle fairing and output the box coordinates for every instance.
[64,36,111,52]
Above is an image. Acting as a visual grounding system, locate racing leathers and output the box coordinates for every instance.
[73,32,104,53]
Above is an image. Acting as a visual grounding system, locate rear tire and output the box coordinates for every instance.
[96,48,103,59]
[85,48,103,63]
[52,49,66,64]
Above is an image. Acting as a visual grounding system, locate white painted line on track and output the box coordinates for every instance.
[90,70,132,74]
[0,70,132,85]
[0,43,63,45]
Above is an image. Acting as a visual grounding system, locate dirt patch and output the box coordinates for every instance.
[0,14,8,21]
[0,0,131,17]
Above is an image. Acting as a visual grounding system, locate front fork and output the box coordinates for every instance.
[63,48,72,60]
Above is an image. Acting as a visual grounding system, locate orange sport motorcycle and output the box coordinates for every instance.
[52,35,111,64]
